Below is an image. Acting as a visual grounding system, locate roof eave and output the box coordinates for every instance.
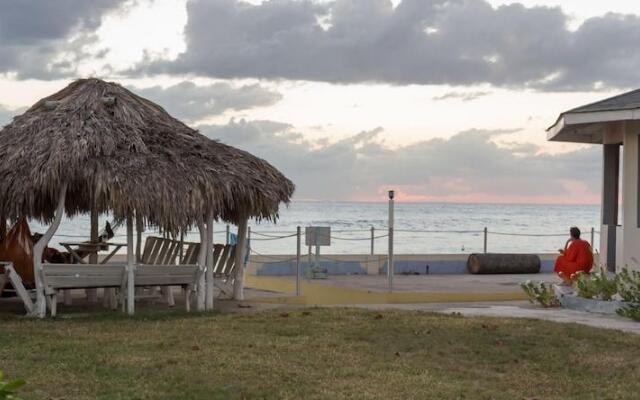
[547,109,640,143]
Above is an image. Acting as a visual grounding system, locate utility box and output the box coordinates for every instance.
[305,226,331,247]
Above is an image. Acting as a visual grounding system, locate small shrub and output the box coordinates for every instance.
[616,267,640,304]
[0,371,25,400]
[520,280,560,308]
[617,306,640,322]
[616,267,640,322]
[572,268,617,301]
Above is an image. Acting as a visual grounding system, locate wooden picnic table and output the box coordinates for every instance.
[59,241,127,265]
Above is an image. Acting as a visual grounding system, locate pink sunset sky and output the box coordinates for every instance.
[1,0,638,204]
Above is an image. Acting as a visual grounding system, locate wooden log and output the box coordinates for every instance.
[467,253,541,274]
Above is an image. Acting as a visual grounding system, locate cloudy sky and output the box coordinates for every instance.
[1,0,639,203]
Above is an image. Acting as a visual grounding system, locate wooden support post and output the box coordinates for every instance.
[233,217,248,300]
[136,215,144,263]
[33,183,67,317]
[226,224,230,245]
[0,209,6,243]
[179,231,185,262]
[87,202,99,302]
[196,221,207,311]
[205,212,214,310]
[126,214,135,315]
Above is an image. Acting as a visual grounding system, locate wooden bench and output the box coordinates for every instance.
[41,263,127,317]
[140,236,191,305]
[178,241,238,298]
[2,262,36,315]
[141,237,238,299]
[134,264,200,311]
[41,262,202,316]
[212,243,237,297]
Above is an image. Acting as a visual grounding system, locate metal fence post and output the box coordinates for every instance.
[388,191,395,292]
[296,226,301,296]
[370,226,375,255]
[590,227,595,248]
[226,224,230,244]
[483,227,488,253]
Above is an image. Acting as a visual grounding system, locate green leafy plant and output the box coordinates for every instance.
[520,280,560,308]
[572,268,618,301]
[616,267,640,322]
[0,371,25,400]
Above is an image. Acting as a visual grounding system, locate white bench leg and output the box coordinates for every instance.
[49,294,57,317]
[86,288,98,302]
[185,287,192,312]
[161,286,175,307]
[102,288,117,310]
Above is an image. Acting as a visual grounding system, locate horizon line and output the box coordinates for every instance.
[290,198,600,207]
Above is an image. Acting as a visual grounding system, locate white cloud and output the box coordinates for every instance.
[0,0,127,78]
[200,119,600,201]
[140,0,640,91]
[0,104,26,126]
[129,81,282,121]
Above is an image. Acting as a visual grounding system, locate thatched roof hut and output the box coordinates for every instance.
[0,78,294,232]
[0,78,294,315]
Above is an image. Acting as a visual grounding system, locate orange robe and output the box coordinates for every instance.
[554,239,593,280]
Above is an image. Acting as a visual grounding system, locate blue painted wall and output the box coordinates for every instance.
[257,261,366,276]
[255,255,557,275]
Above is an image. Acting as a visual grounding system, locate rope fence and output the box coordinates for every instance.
[45,224,601,257]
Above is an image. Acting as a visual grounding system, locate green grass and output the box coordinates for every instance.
[1,308,639,399]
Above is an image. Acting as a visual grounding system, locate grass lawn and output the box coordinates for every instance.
[1,308,639,400]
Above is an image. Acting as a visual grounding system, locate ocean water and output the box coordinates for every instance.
[28,202,600,255]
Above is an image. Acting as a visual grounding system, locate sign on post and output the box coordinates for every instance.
[305,226,331,247]
[305,227,330,279]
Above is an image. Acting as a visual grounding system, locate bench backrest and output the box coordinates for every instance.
[134,265,200,287]
[141,237,182,265]
[142,237,238,277]
[180,242,200,265]
[41,264,126,292]
[213,244,237,277]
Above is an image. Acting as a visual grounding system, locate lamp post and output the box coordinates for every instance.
[388,190,395,292]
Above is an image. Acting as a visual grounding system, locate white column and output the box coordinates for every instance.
[196,221,207,310]
[126,214,135,315]
[601,143,620,271]
[233,217,248,300]
[205,211,215,310]
[33,183,68,318]
[621,123,640,272]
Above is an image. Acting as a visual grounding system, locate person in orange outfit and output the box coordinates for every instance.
[554,227,594,283]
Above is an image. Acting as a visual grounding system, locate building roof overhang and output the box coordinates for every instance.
[547,89,640,144]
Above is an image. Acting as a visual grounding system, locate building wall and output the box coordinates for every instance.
[247,253,561,276]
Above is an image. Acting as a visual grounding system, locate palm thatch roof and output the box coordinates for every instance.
[0,78,294,233]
